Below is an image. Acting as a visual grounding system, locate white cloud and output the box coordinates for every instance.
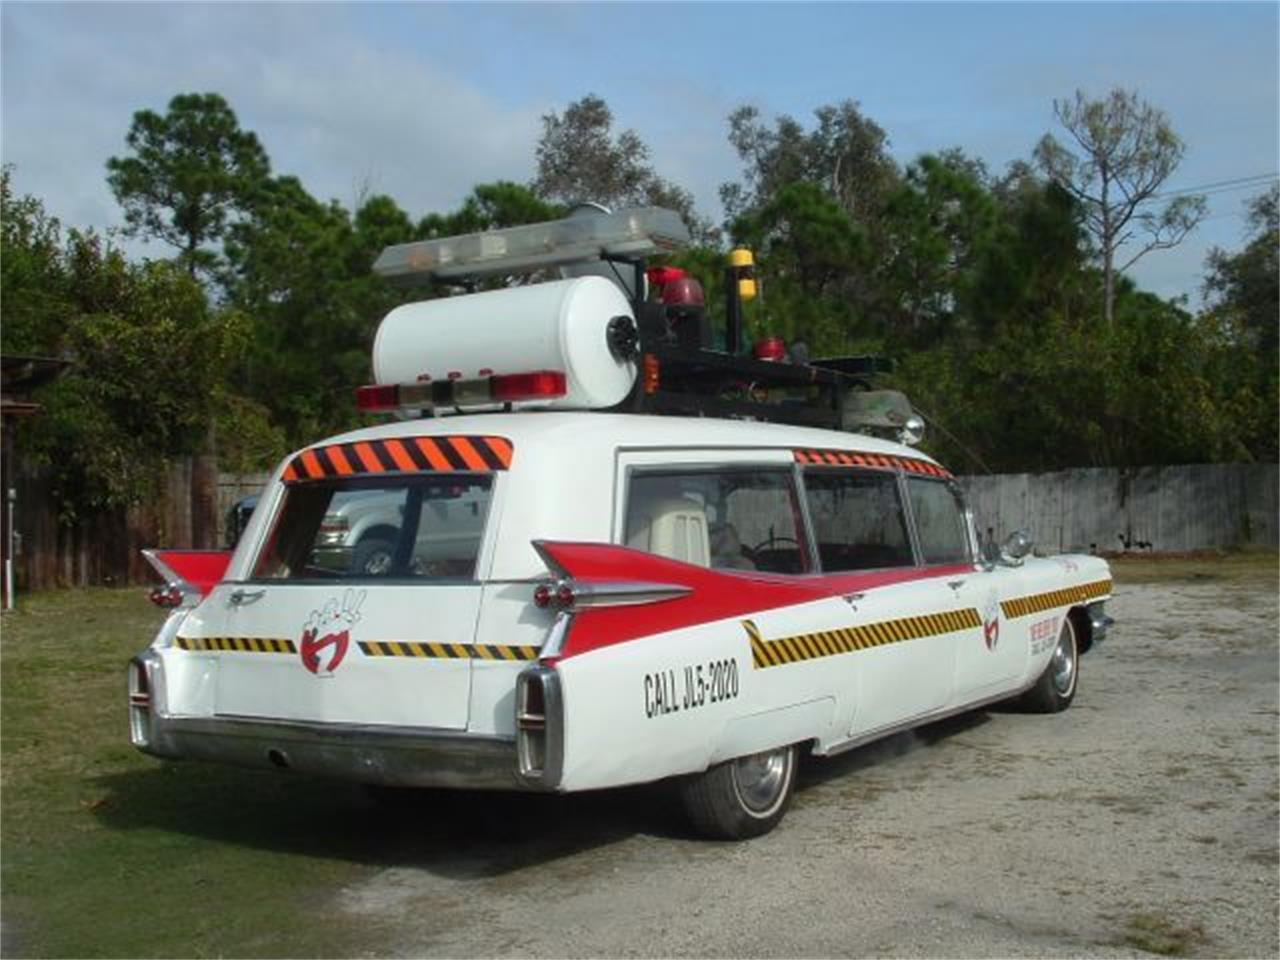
[1,0,543,254]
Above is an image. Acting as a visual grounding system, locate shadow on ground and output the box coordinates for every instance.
[92,709,989,878]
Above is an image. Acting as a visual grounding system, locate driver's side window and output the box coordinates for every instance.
[623,467,809,573]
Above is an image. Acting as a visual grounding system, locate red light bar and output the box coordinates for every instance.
[356,384,399,412]
[356,370,567,413]
[491,371,567,402]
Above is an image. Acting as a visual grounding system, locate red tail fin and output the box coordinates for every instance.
[142,549,231,597]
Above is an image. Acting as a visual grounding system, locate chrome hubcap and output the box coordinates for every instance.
[363,551,393,575]
[1051,627,1076,696]
[732,748,790,814]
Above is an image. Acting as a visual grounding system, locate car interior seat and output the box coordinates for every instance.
[627,497,711,567]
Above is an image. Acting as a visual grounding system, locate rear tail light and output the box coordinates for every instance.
[128,658,152,747]
[516,668,562,784]
[148,585,184,608]
[356,370,567,413]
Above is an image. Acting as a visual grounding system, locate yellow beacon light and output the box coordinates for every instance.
[730,248,757,301]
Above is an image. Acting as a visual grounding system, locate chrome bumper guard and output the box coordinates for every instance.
[129,650,562,791]
[1086,601,1114,644]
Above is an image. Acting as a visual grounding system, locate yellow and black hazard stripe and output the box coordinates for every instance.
[357,641,540,662]
[283,435,513,483]
[794,448,952,479]
[176,636,296,654]
[745,608,980,670]
[1001,579,1113,619]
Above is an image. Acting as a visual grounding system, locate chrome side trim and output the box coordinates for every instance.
[539,611,572,660]
[818,679,1039,759]
[564,579,693,607]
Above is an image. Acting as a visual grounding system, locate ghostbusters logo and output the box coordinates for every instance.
[982,590,1000,651]
[299,588,365,676]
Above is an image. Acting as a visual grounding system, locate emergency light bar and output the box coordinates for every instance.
[372,207,691,283]
[356,370,568,413]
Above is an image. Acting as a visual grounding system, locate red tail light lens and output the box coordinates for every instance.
[491,371,567,402]
[355,384,399,412]
[148,585,184,608]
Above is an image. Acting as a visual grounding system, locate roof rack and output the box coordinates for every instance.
[368,206,919,441]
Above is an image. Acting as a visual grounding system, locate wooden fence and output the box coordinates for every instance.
[11,457,222,590]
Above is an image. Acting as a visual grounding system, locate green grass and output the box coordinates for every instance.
[0,589,386,958]
[1116,911,1209,956]
[1108,549,1278,585]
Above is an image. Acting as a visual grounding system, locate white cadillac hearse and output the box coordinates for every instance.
[130,207,1113,839]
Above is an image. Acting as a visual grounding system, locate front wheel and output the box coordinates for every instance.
[1019,616,1078,713]
[678,744,798,839]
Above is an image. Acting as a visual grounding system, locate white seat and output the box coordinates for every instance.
[626,497,710,567]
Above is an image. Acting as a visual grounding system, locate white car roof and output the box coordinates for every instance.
[302,412,942,467]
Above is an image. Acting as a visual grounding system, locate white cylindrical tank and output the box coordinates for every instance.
[372,277,637,409]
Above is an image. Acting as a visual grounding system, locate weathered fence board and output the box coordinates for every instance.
[958,464,1279,554]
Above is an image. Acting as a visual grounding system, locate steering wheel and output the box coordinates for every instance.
[747,535,800,555]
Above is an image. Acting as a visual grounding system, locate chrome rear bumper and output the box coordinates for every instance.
[129,651,545,791]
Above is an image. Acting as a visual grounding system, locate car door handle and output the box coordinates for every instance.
[946,580,967,591]
[229,588,265,606]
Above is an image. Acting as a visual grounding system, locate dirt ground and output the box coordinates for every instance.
[337,563,1279,958]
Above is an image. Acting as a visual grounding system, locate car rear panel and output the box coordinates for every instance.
[176,582,482,728]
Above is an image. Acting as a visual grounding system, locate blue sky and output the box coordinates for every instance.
[3,1,1277,305]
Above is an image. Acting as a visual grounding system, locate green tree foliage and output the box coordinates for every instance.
[1034,88,1206,326]
[221,175,415,444]
[730,181,870,354]
[721,101,902,352]
[722,100,899,227]
[106,92,270,276]
[1201,186,1280,460]
[418,181,563,238]
[534,95,710,239]
[1,168,69,355]
[1,172,249,518]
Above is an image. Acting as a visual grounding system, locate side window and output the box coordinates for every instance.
[624,469,808,574]
[802,470,914,571]
[906,478,971,565]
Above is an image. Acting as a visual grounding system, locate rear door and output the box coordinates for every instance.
[175,434,512,730]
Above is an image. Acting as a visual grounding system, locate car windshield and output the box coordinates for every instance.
[251,474,493,581]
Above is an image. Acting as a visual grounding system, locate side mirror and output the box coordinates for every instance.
[1000,529,1034,566]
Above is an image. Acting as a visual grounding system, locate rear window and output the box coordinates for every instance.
[252,474,492,581]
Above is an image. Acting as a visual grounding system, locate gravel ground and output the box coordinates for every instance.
[341,572,1279,958]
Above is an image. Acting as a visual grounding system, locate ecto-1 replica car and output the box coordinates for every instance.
[131,207,1113,839]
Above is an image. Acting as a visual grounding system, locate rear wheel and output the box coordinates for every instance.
[1020,616,1078,713]
[679,744,797,839]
